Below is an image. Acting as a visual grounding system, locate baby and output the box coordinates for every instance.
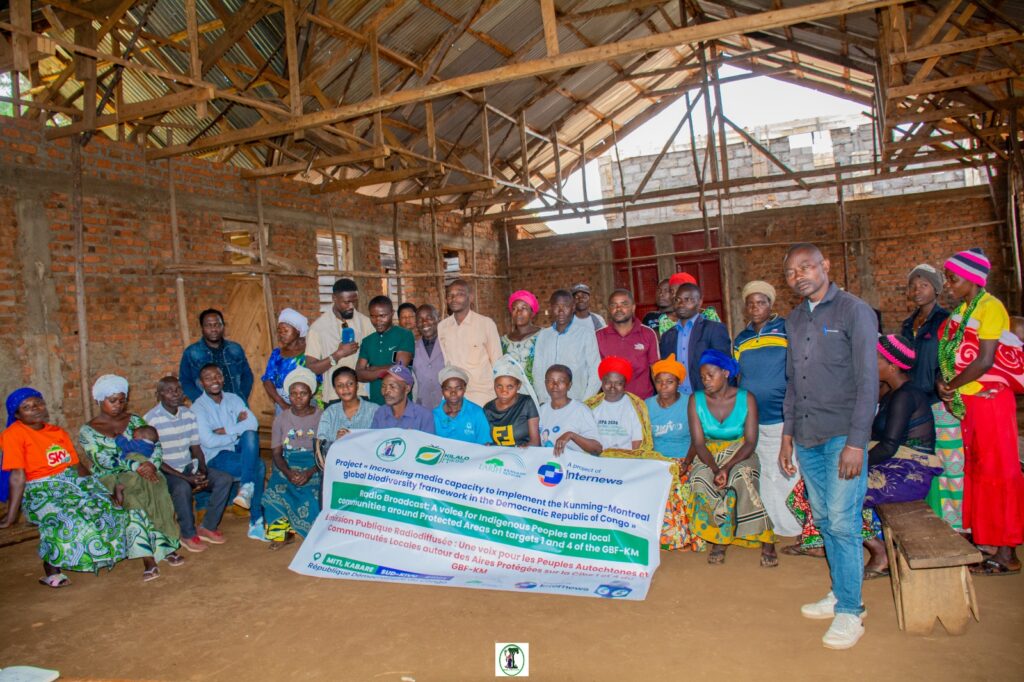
[115,425,160,461]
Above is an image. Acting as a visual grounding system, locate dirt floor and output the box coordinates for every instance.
[1,510,1021,682]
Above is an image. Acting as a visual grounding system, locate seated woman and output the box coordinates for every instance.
[484,356,540,447]
[78,375,183,582]
[645,354,692,459]
[433,366,492,445]
[501,290,542,389]
[584,356,649,455]
[687,350,776,567]
[785,335,941,578]
[262,308,313,413]
[315,367,378,468]
[263,368,323,548]
[538,364,602,456]
[1,388,129,588]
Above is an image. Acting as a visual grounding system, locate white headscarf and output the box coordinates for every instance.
[283,367,317,394]
[92,374,129,403]
[492,354,539,408]
[278,308,309,338]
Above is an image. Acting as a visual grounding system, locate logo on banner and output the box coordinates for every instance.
[537,461,563,487]
[495,643,529,677]
[480,455,526,479]
[375,438,406,462]
[415,446,444,465]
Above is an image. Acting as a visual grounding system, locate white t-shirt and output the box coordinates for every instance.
[538,400,602,453]
[591,398,643,450]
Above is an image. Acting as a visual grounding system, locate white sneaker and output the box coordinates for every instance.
[822,613,865,650]
[233,482,254,510]
[801,591,838,619]
[247,518,269,542]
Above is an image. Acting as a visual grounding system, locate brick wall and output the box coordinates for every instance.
[0,116,507,428]
[509,186,1007,333]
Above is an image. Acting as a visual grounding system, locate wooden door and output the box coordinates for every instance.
[223,278,276,430]
[612,236,660,320]
[672,230,726,328]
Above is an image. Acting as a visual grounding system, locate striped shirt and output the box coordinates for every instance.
[143,403,200,472]
[734,315,789,425]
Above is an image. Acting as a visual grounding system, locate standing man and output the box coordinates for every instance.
[658,282,731,394]
[437,279,502,406]
[307,278,370,404]
[570,283,606,331]
[145,376,234,553]
[356,296,415,405]
[533,290,602,403]
[733,281,801,537]
[596,289,659,399]
[412,304,445,410]
[778,244,878,650]
[179,309,253,403]
[192,364,267,542]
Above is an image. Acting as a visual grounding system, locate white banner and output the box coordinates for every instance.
[290,428,672,600]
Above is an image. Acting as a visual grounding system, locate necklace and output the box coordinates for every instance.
[938,289,984,419]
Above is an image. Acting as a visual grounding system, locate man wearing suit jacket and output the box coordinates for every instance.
[658,282,731,394]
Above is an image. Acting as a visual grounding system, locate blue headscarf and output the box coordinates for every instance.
[5,387,43,427]
[698,349,739,378]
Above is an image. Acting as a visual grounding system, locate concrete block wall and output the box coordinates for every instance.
[509,186,1005,335]
[0,116,507,428]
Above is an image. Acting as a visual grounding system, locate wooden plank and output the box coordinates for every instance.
[892,29,1023,64]
[147,0,915,159]
[284,0,302,139]
[541,0,560,57]
[10,0,31,72]
[887,97,1024,124]
[186,0,207,118]
[373,179,496,204]
[908,3,977,85]
[877,501,983,569]
[45,88,217,139]
[889,68,1020,98]
[199,0,273,74]
[910,0,959,49]
[311,166,437,194]
[240,147,390,179]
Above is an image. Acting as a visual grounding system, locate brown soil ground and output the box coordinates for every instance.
[1,511,1021,682]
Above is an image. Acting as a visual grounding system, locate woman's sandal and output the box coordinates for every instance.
[165,553,185,567]
[781,544,825,558]
[38,573,71,588]
[760,552,779,568]
[863,567,890,580]
[268,533,297,551]
[707,547,726,565]
[969,558,1022,577]
[142,567,160,582]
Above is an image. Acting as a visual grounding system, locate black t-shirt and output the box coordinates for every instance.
[484,394,539,446]
[642,311,662,331]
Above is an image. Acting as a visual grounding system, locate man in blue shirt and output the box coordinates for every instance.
[658,282,730,393]
[733,280,801,538]
[371,364,435,433]
[192,364,266,541]
[432,366,491,444]
[179,309,254,403]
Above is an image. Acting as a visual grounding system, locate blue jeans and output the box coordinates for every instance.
[797,435,868,617]
[202,430,264,523]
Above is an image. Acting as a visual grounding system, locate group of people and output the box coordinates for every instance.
[2,244,1022,651]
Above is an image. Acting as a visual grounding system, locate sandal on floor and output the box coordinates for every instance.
[38,573,71,588]
[781,544,825,558]
[760,553,779,568]
[142,567,160,582]
[165,553,185,567]
[707,547,726,565]
[969,558,1021,577]
[864,567,890,580]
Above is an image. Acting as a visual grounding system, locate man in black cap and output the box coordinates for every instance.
[306,278,371,403]
[570,282,606,331]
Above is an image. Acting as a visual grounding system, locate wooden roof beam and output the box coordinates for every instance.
[374,179,497,204]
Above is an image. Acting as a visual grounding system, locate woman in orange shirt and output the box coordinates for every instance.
[0,388,128,588]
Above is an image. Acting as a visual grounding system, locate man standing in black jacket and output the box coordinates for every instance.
[658,282,731,394]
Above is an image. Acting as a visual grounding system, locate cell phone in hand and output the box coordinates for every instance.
[342,326,355,344]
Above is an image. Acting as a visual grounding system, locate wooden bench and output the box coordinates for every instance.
[877,500,982,635]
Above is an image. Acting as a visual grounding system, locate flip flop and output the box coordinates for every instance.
[781,544,826,558]
[142,567,160,582]
[38,573,70,588]
[760,553,779,568]
[969,558,1022,577]
[165,553,185,567]
[864,567,890,580]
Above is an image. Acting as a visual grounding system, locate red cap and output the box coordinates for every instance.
[669,272,697,288]
[598,356,634,383]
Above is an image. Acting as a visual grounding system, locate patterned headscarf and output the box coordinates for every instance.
[5,387,43,427]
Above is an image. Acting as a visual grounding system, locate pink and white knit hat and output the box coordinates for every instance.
[877,334,916,371]
[944,248,990,287]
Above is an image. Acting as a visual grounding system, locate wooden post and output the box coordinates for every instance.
[540,0,560,57]
[611,125,634,290]
[392,203,403,302]
[185,0,207,119]
[284,0,302,138]
[504,223,514,301]
[580,140,590,224]
[836,173,851,291]
[480,92,491,175]
[429,199,444,313]
[370,30,384,169]
[71,136,92,421]
[552,127,563,214]
[255,184,276,346]
[518,110,531,186]
[167,159,190,348]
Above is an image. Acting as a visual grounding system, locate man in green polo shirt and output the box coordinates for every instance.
[356,295,415,404]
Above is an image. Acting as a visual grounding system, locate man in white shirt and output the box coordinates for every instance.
[436,279,502,406]
[145,376,233,553]
[306,278,372,403]
[533,290,602,402]
[191,364,266,541]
